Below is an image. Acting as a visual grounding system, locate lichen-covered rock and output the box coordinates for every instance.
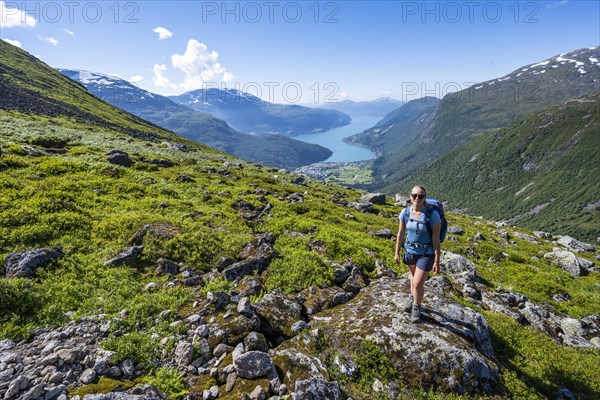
[3,247,64,278]
[557,236,595,252]
[544,249,590,276]
[341,267,367,294]
[207,313,261,348]
[254,289,303,339]
[299,286,349,316]
[294,377,346,400]
[233,351,275,379]
[310,277,503,396]
[174,342,194,367]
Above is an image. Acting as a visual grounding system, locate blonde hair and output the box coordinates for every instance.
[412,185,426,195]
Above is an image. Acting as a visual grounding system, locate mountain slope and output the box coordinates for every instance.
[58,69,332,170]
[360,47,600,191]
[0,40,196,146]
[170,88,351,136]
[404,89,600,242]
[0,40,599,400]
[318,97,405,118]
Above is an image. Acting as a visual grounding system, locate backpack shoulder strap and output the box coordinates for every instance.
[401,205,411,224]
[423,205,434,238]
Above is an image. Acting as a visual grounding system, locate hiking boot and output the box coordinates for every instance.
[401,294,413,313]
[410,304,422,323]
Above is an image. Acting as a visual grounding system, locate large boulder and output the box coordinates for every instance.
[103,246,143,267]
[279,277,504,396]
[544,249,593,276]
[557,236,595,252]
[359,193,387,205]
[4,247,64,278]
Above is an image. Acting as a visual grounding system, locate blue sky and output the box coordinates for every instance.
[2,1,599,103]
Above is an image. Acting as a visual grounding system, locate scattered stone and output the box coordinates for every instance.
[103,246,143,267]
[79,368,96,384]
[294,377,345,400]
[3,247,64,278]
[254,289,303,339]
[533,231,553,239]
[244,332,269,353]
[291,176,306,185]
[203,385,219,400]
[474,232,486,241]
[342,267,367,294]
[291,321,309,336]
[374,229,393,239]
[447,226,464,235]
[349,202,375,213]
[233,351,274,379]
[250,385,266,400]
[360,193,386,205]
[213,343,234,358]
[107,152,133,167]
[154,258,179,276]
[174,342,194,368]
[557,236,595,252]
[237,297,252,316]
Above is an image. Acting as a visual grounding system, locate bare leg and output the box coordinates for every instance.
[407,264,416,294]
[412,268,429,305]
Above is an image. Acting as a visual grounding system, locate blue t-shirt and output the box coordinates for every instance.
[399,206,441,255]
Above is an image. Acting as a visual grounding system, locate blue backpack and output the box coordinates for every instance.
[402,198,448,243]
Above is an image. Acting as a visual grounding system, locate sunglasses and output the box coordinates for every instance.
[410,193,426,199]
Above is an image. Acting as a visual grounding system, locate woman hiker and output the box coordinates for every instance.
[394,185,442,322]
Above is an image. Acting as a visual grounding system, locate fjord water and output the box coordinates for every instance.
[293,116,379,162]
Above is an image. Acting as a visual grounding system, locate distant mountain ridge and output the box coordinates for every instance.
[317,97,405,118]
[351,46,600,192]
[58,69,333,170]
[169,88,351,136]
[404,89,600,242]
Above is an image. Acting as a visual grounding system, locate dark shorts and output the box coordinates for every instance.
[403,252,435,272]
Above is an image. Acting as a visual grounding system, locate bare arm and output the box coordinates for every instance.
[394,220,405,263]
[431,223,441,273]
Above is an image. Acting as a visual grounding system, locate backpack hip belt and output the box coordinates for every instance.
[405,241,432,249]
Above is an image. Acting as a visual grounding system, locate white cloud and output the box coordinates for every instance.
[130,75,144,84]
[2,38,22,48]
[171,39,234,90]
[153,64,177,89]
[153,27,173,40]
[0,1,36,28]
[63,28,75,36]
[39,36,59,46]
[339,92,349,100]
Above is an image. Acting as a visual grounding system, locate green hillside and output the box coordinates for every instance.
[397,90,600,242]
[1,41,599,400]
[356,47,599,193]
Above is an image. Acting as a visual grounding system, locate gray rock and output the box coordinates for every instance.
[360,193,386,205]
[4,380,20,399]
[544,250,587,276]
[557,236,595,252]
[202,385,219,400]
[447,226,464,235]
[249,385,266,400]
[254,289,303,339]
[331,263,350,285]
[513,232,539,243]
[440,251,477,281]
[282,277,502,395]
[291,321,309,336]
[342,267,367,294]
[294,377,345,400]
[20,384,45,400]
[3,247,64,278]
[233,351,274,379]
[79,368,96,384]
[103,246,143,267]
[154,258,179,276]
[349,202,375,213]
[174,342,194,368]
[107,152,133,167]
[533,231,553,239]
[474,232,486,241]
[374,229,393,239]
[237,297,252,316]
[120,358,135,378]
[244,332,269,353]
[213,343,234,358]
[44,385,66,400]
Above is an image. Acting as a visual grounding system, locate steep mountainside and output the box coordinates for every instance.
[398,90,600,242]
[317,97,405,118]
[360,47,600,191]
[170,88,351,136]
[58,69,332,170]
